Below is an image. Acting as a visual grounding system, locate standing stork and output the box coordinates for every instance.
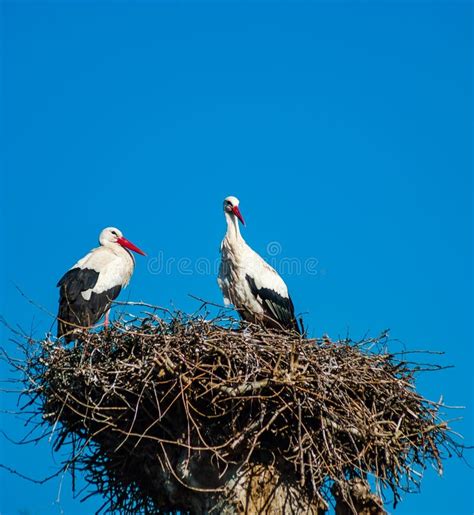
[57,227,146,341]
[218,196,300,333]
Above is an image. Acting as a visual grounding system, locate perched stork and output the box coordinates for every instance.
[57,227,146,341]
[218,196,300,333]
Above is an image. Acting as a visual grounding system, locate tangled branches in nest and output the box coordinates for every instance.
[8,309,464,514]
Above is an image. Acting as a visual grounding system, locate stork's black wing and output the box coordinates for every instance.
[57,267,121,341]
[57,267,99,300]
[246,275,300,333]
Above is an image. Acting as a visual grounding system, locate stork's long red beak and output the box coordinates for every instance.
[117,236,146,256]
[233,206,245,226]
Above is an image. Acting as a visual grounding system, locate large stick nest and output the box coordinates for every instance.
[10,309,462,513]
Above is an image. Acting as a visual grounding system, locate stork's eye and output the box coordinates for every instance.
[111,230,118,236]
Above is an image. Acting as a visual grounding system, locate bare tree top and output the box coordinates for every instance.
[2,308,465,514]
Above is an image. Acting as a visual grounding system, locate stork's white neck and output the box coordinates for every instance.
[103,241,136,264]
[224,212,243,245]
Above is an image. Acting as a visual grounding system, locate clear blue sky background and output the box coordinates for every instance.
[1,1,472,513]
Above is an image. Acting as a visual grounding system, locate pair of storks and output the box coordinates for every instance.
[57,196,301,341]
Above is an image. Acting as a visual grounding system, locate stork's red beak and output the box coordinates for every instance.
[117,236,146,256]
[233,206,245,226]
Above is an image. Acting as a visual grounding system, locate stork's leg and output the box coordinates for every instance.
[104,309,110,329]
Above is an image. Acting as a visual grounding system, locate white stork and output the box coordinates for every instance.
[57,226,146,341]
[218,196,300,333]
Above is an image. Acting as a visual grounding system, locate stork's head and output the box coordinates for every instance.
[223,196,245,226]
[99,227,146,256]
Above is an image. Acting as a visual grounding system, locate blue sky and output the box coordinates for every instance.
[1,1,472,513]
